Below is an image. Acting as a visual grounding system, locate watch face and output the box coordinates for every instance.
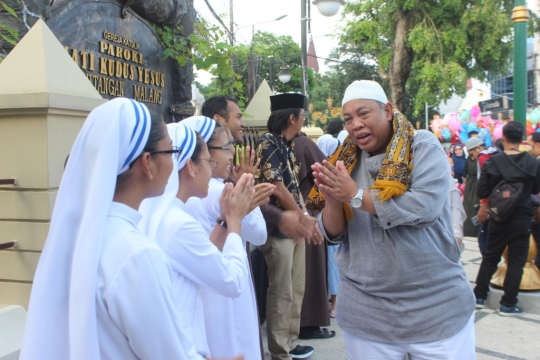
[351,197,362,209]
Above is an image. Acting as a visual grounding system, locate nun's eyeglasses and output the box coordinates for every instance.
[208,145,231,154]
[128,146,181,169]
[196,158,219,170]
[150,146,182,160]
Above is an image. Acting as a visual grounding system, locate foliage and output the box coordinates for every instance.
[340,0,517,114]
[200,31,316,103]
[0,0,21,62]
[153,18,246,97]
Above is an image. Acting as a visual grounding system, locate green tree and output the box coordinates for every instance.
[201,31,315,103]
[340,0,519,114]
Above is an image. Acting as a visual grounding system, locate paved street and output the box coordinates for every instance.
[262,236,540,359]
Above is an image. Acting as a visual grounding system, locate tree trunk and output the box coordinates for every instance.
[389,8,414,111]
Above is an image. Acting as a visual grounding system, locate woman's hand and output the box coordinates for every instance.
[249,183,275,212]
[231,146,261,182]
[224,174,255,224]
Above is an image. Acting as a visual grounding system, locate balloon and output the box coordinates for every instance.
[484,132,493,147]
[527,119,532,127]
[459,110,471,122]
[527,125,536,136]
[530,108,540,125]
[470,105,480,118]
[468,122,479,133]
[451,131,461,144]
[461,123,469,133]
[447,114,461,131]
[478,116,492,129]
[442,127,451,141]
[493,125,503,139]
[459,129,469,144]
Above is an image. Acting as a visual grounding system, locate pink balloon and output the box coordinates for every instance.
[448,114,461,131]
[470,105,480,118]
[493,125,503,139]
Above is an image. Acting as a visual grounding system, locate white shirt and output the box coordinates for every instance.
[96,202,202,360]
[157,197,248,357]
[185,178,267,359]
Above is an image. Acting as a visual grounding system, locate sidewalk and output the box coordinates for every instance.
[262,236,540,359]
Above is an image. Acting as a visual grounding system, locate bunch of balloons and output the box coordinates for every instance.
[430,103,540,147]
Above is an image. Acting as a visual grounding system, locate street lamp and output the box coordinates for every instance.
[425,102,437,130]
[301,0,343,97]
[312,0,344,17]
[277,66,292,84]
[269,47,292,92]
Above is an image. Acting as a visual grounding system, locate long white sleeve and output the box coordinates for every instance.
[161,206,248,298]
[103,246,203,360]
[202,179,267,245]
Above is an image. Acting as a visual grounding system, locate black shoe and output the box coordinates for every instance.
[289,345,314,359]
[499,304,524,317]
[475,298,485,309]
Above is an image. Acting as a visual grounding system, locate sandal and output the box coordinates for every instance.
[329,309,336,318]
[310,328,336,339]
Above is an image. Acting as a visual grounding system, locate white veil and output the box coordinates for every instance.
[20,98,151,360]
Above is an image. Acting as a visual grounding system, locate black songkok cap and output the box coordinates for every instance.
[270,93,307,111]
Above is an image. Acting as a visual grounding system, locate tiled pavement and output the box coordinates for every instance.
[262,236,540,359]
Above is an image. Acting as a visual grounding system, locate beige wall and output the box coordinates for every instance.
[0,105,104,309]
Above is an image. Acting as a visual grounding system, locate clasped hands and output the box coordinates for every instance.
[311,160,359,205]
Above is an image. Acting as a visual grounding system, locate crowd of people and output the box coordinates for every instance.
[449,122,540,316]
[18,79,540,360]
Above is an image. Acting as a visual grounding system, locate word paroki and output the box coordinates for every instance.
[64,31,164,104]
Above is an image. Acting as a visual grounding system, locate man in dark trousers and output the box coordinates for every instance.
[292,132,335,340]
[527,132,540,268]
[474,121,540,316]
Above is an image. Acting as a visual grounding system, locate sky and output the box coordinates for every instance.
[193,0,344,85]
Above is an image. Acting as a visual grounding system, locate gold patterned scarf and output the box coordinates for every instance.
[305,109,415,220]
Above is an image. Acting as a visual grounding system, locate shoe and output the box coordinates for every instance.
[311,328,335,339]
[289,345,314,359]
[475,298,485,309]
[499,305,524,317]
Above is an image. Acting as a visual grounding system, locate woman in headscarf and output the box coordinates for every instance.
[184,117,273,360]
[20,98,203,360]
[451,145,467,184]
[140,117,253,359]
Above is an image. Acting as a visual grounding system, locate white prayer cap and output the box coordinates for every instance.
[342,80,388,107]
[138,123,198,239]
[21,98,151,359]
[181,115,216,142]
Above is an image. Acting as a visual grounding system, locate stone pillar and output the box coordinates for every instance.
[0,19,106,309]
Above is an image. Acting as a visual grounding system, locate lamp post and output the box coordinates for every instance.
[512,1,529,131]
[300,0,343,97]
[269,47,292,92]
[425,102,437,130]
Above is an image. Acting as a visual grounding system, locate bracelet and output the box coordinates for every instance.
[217,218,228,229]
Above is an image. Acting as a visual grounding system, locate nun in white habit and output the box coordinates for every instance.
[20,98,202,360]
[317,134,339,157]
[183,117,273,360]
[139,120,254,358]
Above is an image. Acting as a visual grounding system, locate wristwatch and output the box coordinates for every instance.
[216,218,228,229]
[350,188,364,209]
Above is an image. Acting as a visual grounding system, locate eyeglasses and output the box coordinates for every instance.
[150,146,182,160]
[208,145,231,154]
[196,158,219,170]
[300,113,308,121]
[128,146,181,169]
